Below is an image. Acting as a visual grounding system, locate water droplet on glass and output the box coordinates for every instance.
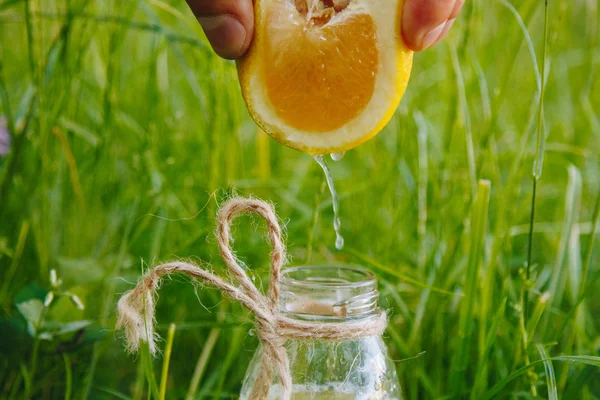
[313,155,344,250]
[330,151,345,161]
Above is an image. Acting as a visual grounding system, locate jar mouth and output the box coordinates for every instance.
[281,265,376,289]
[279,265,379,321]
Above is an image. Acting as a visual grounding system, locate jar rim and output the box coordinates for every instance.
[279,265,379,320]
[281,265,376,289]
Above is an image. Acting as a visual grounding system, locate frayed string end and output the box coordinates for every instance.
[116,271,162,355]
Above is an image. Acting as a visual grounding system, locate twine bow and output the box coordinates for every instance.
[117,197,387,400]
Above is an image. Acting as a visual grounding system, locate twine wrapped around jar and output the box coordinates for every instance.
[116,197,387,400]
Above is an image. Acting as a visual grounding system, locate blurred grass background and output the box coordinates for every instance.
[1,0,599,398]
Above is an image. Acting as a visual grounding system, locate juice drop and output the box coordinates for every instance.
[330,151,345,161]
[313,155,344,250]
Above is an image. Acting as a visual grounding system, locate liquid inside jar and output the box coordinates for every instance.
[268,382,401,399]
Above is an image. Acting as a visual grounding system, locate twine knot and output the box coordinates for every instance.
[256,318,286,348]
[117,197,387,400]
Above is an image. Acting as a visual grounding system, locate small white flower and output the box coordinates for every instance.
[540,291,551,303]
[49,269,58,287]
[44,291,54,307]
[70,294,85,310]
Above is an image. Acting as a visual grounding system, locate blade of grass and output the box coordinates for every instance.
[186,327,221,400]
[211,326,244,400]
[576,186,600,303]
[523,0,550,324]
[468,44,491,124]
[0,220,29,310]
[414,110,428,272]
[52,127,85,209]
[535,344,558,400]
[517,286,536,396]
[407,267,436,349]
[556,187,600,390]
[481,355,600,400]
[140,342,160,400]
[526,292,550,343]
[496,0,542,92]
[159,323,176,400]
[141,260,159,400]
[93,386,133,400]
[546,165,581,309]
[449,43,477,199]
[451,180,491,396]
[566,207,583,307]
[0,59,16,135]
[62,353,72,400]
[23,0,36,81]
[18,362,30,398]
[532,1,550,181]
[471,297,507,399]
[133,359,146,400]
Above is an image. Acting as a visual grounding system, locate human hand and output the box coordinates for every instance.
[186,0,464,59]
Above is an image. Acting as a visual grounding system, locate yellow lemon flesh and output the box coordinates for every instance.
[238,0,413,155]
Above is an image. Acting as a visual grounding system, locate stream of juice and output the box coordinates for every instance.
[313,154,345,250]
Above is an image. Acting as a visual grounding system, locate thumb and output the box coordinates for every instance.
[186,0,254,59]
[402,0,464,51]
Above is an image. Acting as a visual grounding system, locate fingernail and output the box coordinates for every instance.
[420,18,456,49]
[198,15,247,59]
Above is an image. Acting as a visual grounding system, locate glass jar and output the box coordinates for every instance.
[240,265,403,399]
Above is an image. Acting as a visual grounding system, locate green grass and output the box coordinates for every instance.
[1,0,599,398]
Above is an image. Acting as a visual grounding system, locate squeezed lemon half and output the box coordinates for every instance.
[238,0,413,155]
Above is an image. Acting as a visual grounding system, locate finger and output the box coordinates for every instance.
[402,0,464,51]
[186,0,254,59]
